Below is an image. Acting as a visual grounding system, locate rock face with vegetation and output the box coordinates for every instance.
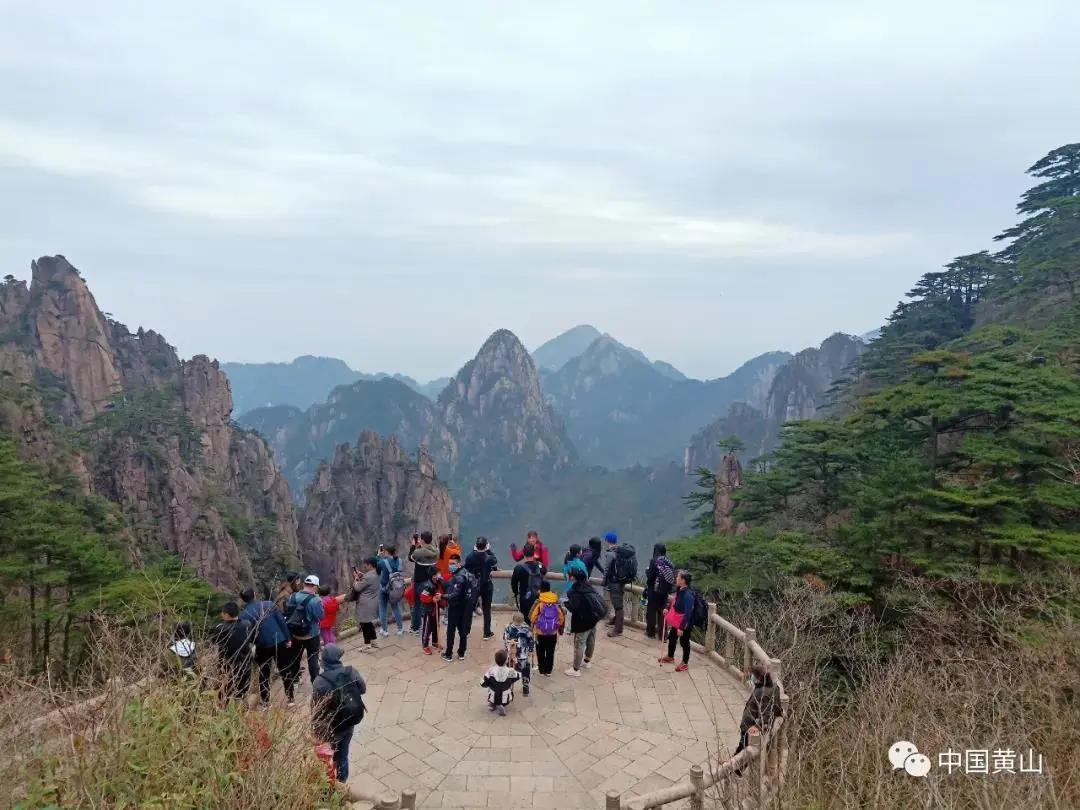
[299,433,457,588]
[0,256,300,592]
[686,333,862,467]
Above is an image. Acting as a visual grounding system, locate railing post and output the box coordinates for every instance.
[743,627,756,673]
[689,763,705,810]
[400,789,417,809]
[769,657,783,686]
[606,790,621,809]
[757,726,768,796]
[376,792,401,810]
[724,627,736,664]
[628,585,640,625]
[703,602,718,651]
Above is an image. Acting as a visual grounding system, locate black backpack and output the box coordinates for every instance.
[525,563,544,601]
[690,588,709,630]
[285,592,314,636]
[614,544,638,584]
[460,570,479,606]
[320,667,366,729]
[580,586,608,626]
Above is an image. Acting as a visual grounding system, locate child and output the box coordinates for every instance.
[528,581,566,676]
[318,584,348,644]
[418,572,445,655]
[502,612,534,696]
[481,649,520,716]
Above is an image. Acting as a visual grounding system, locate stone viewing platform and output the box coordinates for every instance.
[337,572,788,809]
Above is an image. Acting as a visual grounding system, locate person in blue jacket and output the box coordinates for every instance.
[377,545,404,637]
[562,544,588,592]
[241,587,292,707]
[658,571,695,672]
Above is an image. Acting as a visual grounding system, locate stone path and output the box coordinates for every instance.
[336,621,747,809]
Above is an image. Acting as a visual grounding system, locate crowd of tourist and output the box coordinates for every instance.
[165,529,781,785]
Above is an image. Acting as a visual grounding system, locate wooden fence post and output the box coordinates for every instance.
[606,790,621,809]
[703,602,718,651]
[743,628,756,673]
[689,763,705,810]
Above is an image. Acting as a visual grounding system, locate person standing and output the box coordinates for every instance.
[600,531,636,638]
[311,644,367,784]
[377,545,405,637]
[408,532,438,633]
[511,544,547,622]
[240,587,292,707]
[582,537,603,578]
[644,543,675,639]
[659,571,695,672]
[210,601,254,704]
[275,572,301,613]
[564,569,606,677]
[510,529,551,569]
[436,534,462,582]
[283,574,325,705]
[562,544,588,586]
[465,536,498,640]
[502,611,534,696]
[352,557,381,653]
[319,585,348,644]
[528,582,565,677]
[441,553,478,662]
[417,572,445,655]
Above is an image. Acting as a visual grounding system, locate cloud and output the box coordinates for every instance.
[1,1,1078,381]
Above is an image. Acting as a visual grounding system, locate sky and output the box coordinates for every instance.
[2,2,1079,382]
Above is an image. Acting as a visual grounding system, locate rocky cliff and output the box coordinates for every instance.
[687,333,864,466]
[0,256,300,590]
[298,433,458,589]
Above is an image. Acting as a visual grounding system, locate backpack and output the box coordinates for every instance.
[536,602,561,635]
[387,570,406,605]
[690,588,709,630]
[285,592,314,636]
[581,587,608,625]
[320,667,366,729]
[525,563,545,601]
[656,556,676,588]
[614,544,638,584]
[455,570,479,606]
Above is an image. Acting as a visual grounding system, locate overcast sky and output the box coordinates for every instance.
[2,2,1078,381]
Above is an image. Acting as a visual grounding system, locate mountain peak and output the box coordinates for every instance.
[532,325,602,371]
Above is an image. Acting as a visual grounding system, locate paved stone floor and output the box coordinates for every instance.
[335,619,747,809]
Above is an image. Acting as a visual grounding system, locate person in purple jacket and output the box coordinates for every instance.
[241,587,292,706]
[657,571,695,672]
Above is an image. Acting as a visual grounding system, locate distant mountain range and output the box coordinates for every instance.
[221,356,448,414]
[531,324,687,380]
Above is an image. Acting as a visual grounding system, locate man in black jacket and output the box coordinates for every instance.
[441,553,479,662]
[510,544,546,622]
[408,531,438,633]
[464,536,498,639]
[564,570,604,677]
[210,601,254,703]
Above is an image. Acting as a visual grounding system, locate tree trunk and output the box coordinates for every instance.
[29,575,38,667]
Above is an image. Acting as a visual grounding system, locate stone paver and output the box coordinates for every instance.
[336,619,747,809]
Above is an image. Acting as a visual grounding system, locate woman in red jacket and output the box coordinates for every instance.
[509,530,550,569]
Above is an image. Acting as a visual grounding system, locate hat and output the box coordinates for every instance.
[604,531,618,544]
[321,644,343,666]
[304,574,320,586]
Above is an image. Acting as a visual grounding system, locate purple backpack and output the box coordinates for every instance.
[536,603,560,635]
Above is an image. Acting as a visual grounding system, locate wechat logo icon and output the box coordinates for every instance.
[889,741,931,777]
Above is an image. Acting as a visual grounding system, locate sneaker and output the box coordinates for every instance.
[564,668,582,677]
[286,698,296,708]
[658,656,675,664]
[583,661,592,669]
[497,705,507,716]
[606,630,622,638]
[675,663,689,673]
[440,653,453,662]
[423,646,434,655]
[523,687,530,697]
[645,632,657,640]
[488,703,498,712]
[541,672,551,678]
[396,628,404,636]
[483,633,496,641]
[378,628,389,637]
[457,653,466,661]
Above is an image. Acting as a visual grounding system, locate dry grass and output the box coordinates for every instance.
[706,576,1080,809]
[1,619,343,810]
